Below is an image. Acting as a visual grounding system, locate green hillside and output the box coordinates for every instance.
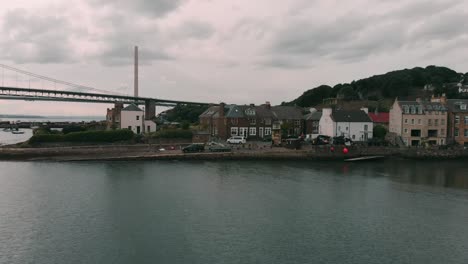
[284,66,468,108]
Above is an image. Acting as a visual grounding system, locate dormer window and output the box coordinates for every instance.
[403,106,409,114]
[410,106,416,114]
[461,104,467,110]
[245,109,256,116]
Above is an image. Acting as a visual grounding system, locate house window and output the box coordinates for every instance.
[410,106,416,114]
[136,115,140,120]
[250,118,256,125]
[465,116,468,124]
[465,129,468,137]
[418,107,423,114]
[239,127,248,137]
[428,119,432,126]
[264,127,272,136]
[231,127,238,136]
[294,120,301,126]
[312,121,319,134]
[441,119,445,125]
[435,119,438,126]
[147,126,151,132]
[404,106,409,114]
[411,119,414,125]
[249,127,256,136]
[404,119,408,124]
[418,119,421,125]
[259,127,264,137]
[108,116,112,121]
[231,118,238,125]
[128,126,132,130]
[441,129,445,136]
[461,104,467,110]
[265,119,272,125]
[364,125,368,131]
[455,128,459,137]
[352,135,356,140]
[404,128,408,134]
[455,115,460,124]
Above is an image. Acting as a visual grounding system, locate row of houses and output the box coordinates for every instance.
[199,102,378,142]
[389,95,468,146]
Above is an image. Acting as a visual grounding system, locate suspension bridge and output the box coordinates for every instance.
[0,63,214,120]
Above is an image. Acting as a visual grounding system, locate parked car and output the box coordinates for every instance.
[208,143,232,152]
[312,135,331,145]
[332,136,353,146]
[226,136,246,144]
[182,144,205,153]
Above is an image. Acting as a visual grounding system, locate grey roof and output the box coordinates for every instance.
[271,106,304,119]
[122,103,143,112]
[446,99,468,112]
[304,111,322,121]
[332,110,372,122]
[226,105,247,118]
[398,101,447,112]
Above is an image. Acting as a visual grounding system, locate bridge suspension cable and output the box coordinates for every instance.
[0,63,125,95]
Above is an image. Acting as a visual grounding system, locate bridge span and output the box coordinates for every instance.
[0,86,215,119]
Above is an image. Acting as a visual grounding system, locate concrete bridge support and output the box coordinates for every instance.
[145,100,156,120]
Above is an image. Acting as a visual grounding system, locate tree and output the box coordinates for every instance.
[373,125,387,139]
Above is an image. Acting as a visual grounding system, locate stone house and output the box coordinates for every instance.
[445,99,468,146]
[304,108,322,140]
[389,98,448,146]
[199,102,304,141]
[106,103,156,134]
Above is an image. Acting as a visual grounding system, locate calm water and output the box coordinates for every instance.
[1,160,468,264]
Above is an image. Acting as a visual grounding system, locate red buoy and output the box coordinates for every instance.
[330,146,335,152]
[343,147,349,154]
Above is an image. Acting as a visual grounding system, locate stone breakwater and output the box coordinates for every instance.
[1,144,466,161]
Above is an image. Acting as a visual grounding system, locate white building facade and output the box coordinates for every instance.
[319,108,373,141]
[119,104,156,134]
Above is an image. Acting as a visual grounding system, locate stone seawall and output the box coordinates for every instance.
[0,145,467,161]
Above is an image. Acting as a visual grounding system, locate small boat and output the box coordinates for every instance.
[3,128,12,132]
[344,156,385,162]
[11,131,25,134]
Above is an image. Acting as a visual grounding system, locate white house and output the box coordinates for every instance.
[120,104,156,134]
[319,108,373,141]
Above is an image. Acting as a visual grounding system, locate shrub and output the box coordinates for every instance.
[29,134,65,144]
[151,129,193,139]
[29,129,134,144]
[62,125,87,134]
[373,125,388,139]
[64,129,134,143]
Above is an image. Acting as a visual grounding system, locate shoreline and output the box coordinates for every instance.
[1,144,467,162]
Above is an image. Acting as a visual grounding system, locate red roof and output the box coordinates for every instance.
[368,112,389,123]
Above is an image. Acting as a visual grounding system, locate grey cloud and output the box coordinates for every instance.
[0,9,76,64]
[410,11,468,41]
[171,20,215,40]
[264,0,467,68]
[90,0,187,17]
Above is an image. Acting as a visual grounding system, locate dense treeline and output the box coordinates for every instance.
[284,66,468,108]
[162,105,210,124]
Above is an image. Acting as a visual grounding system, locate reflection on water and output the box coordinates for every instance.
[1,160,468,264]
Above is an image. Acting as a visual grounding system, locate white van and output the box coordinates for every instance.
[226,136,246,144]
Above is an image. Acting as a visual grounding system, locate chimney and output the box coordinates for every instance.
[265,101,271,109]
[250,103,255,107]
[323,108,332,117]
[441,93,447,104]
[360,107,369,114]
[134,46,139,97]
[219,102,225,117]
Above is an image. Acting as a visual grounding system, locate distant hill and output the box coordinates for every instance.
[283,66,468,108]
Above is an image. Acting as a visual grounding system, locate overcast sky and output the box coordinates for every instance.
[1,0,468,116]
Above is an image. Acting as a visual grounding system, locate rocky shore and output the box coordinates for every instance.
[1,144,467,162]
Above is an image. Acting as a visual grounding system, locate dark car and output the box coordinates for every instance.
[208,143,232,152]
[332,136,353,146]
[182,144,205,153]
[312,135,331,145]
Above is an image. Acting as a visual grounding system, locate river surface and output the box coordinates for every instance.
[1,160,468,264]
